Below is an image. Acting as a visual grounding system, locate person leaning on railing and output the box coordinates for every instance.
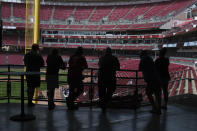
[139,50,161,115]
[66,46,88,110]
[98,47,120,113]
[155,48,170,110]
[24,44,44,107]
[46,48,66,110]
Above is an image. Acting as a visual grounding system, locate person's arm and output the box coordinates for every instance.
[139,59,143,71]
[115,57,120,70]
[154,59,159,70]
[68,56,72,68]
[39,55,44,67]
[24,54,27,66]
[83,57,88,69]
[98,57,101,69]
[167,57,170,66]
[167,58,171,80]
[24,53,31,67]
[46,56,49,66]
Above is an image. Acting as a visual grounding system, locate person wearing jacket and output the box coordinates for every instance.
[98,47,120,113]
[46,48,66,110]
[24,44,44,107]
[67,47,88,110]
[139,50,161,115]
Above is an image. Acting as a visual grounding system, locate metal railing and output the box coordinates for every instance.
[0,64,147,108]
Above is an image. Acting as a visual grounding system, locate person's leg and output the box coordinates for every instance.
[146,83,156,111]
[47,87,51,105]
[99,85,107,112]
[47,75,52,109]
[67,82,76,109]
[27,76,35,106]
[75,80,84,99]
[154,87,161,114]
[27,87,35,106]
[162,81,169,109]
[147,93,155,110]
[27,75,41,106]
[106,83,116,103]
[48,87,55,109]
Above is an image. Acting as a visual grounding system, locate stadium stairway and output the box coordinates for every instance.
[87,7,97,22]
[169,67,197,97]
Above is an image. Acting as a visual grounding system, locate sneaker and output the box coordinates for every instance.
[48,103,56,110]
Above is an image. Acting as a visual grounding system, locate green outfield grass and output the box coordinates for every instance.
[0,69,67,103]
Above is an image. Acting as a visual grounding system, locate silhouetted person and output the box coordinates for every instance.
[139,50,161,115]
[24,44,44,107]
[155,48,170,110]
[98,47,120,112]
[67,47,88,110]
[46,48,66,110]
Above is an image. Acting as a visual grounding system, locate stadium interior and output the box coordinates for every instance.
[1,0,197,131]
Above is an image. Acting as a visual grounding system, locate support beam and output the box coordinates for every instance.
[33,0,40,44]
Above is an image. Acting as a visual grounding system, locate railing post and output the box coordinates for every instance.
[21,75,25,116]
[89,68,94,108]
[7,65,11,103]
[136,70,138,92]
[134,70,139,110]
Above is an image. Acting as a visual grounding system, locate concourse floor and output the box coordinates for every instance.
[0,101,197,131]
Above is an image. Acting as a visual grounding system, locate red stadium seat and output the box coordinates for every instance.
[13,3,26,19]
[3,34,18,45]
[89,6,113,22]
[2,2,11,19]
[74,6,94,21]
[40,5,53,21]
[109,5,132,21]
[53,6,74,20]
